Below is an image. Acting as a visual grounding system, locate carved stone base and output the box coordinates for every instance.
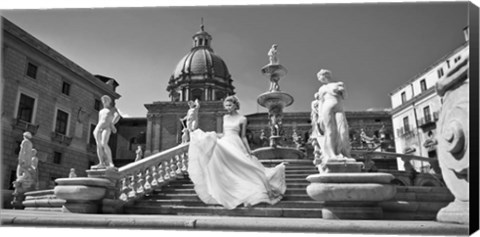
[319,159,363,173]
[54,177,112,213]
[306,172,396,220]
[436,200,469,225]
[321,202,383,220]
[62,200,100,213]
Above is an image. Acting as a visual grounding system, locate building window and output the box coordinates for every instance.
[94,99,101,111]
[403,116,409,132]
[16,93,36,123]
[55,109,69,135]
[26,62,38,79]
[53,152,62,164]
[400,91,406,103]
[62,81,71,95]
[420,79,427,92]
[446,60,450,69]
[423,106,431,122]
[437,68,444,78]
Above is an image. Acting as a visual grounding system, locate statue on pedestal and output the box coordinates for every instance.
[268,44,279,65]
[135,146,143,162]
[12,132,38,208]
[92,95,120,169]
[311,69,352,171]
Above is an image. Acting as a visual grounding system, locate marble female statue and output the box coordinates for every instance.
[188,95,286,209]
[93,95,120,168]
[16,132,33,178]
[268,44,279,65]
[314,69,351,165]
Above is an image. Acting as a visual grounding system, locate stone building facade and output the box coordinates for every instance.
[389,27,469,172]
[1,18,120,190]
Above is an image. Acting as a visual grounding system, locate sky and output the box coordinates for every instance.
[0,1,469,118]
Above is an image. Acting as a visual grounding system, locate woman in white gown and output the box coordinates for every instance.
[187,96,286,209]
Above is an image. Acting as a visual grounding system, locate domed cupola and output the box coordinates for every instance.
[167,20,235,102]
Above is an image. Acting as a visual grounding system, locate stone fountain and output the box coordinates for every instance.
[252,44,304,160]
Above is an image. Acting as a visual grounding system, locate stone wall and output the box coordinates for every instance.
[1,18,119,190]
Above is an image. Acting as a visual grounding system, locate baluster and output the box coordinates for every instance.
[181,153,188,174]
[143,168,152,193]
[163,161,171,181]
[119,177,130,201]
[136,171,145,195]
[157,163,166,185]
[150,166,159,188]
[175,155,183,177]
[170,158,177,179]
[127,175,137,199]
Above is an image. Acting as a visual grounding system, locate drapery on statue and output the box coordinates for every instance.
[268,44,279,65]
[93,95,120,169]
[311,69,351,169]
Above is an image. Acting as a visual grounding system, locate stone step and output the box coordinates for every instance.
[125,204,323,218]
[153,193,313,201]
[379,200,449,213]
[136,199,324,208]
[151,187,308,196]
[383,211,438,221]
[391,192,454,202]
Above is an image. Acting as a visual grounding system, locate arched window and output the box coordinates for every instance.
[215,91,226,101]
[191,88,204,101]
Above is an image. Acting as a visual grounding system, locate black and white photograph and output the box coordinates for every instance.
[0,1,478,236]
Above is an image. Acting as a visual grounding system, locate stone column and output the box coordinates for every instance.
[145,115,153,156]
[153,115,162,154]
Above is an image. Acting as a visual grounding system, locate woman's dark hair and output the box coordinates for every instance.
[224,95,240,110]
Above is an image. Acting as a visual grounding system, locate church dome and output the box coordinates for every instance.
[172,47,231,81]
[167,21,235,102]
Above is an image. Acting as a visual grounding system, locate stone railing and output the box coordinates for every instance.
[115,143,189,203]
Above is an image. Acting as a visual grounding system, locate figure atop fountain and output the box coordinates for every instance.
[93,95,120,169]
[312,69,352,170]
[268,44,279,65]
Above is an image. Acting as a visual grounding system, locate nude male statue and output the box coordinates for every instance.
[93,95,120,168]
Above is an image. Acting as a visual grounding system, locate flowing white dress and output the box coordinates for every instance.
[187,116,286,209]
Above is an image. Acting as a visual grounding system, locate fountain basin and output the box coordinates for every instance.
[253,146,305,160]
[257,91,294,108]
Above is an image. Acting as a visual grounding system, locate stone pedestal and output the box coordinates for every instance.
[306,161,396,219]
[54,177,112,213]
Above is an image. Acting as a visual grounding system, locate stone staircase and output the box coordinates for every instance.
[124,159,325,218]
